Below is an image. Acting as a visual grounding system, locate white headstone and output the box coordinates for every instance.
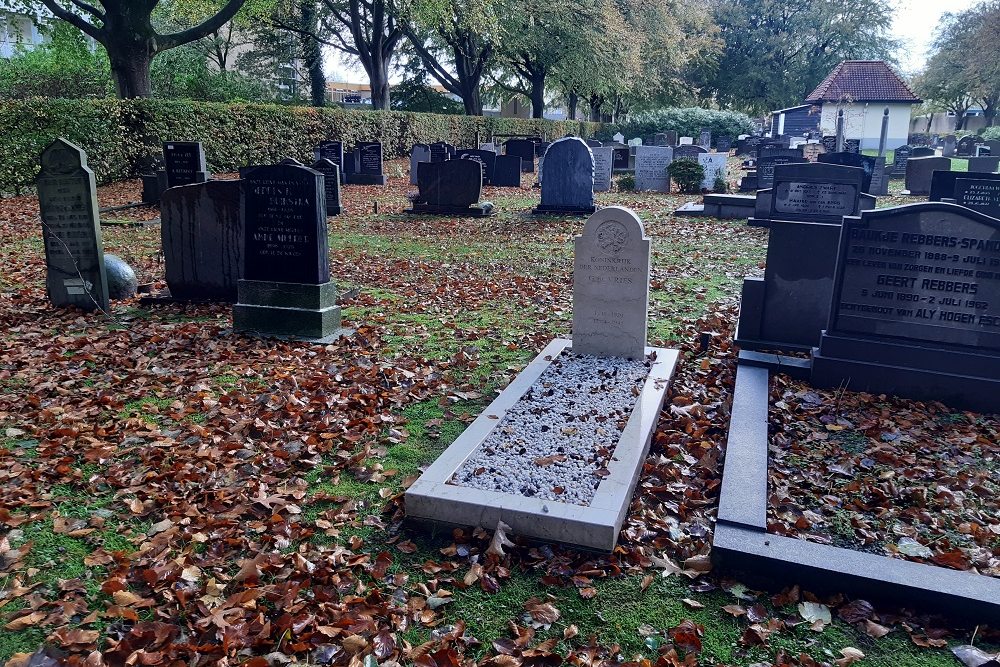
[613,132,625,144]
[634,146,673,192]
[738,134,749,140]
[592,147,614,192]
[537,155,545,185]
[628,137,642,147]
[480,142,498,154]
[679,137,694,145]
[697,153,728,190]
[573,207,650,359]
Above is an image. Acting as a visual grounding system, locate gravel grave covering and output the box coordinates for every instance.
[450,349,652,505]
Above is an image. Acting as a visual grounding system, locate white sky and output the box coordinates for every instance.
[892,0,981,75]
[325,0,984,86]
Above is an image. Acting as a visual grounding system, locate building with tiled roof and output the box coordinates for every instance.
[770,60,920,150]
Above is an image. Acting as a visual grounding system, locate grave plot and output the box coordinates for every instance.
[406,207,679,550]
[717,202,1000,623]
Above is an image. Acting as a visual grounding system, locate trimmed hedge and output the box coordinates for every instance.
[603,108,754,145]
[0,99,599,193]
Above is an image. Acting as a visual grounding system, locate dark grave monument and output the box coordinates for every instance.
[314,141,345,183]
[910,146,936,158]
[492,155,522,187]
[665,130,678,146]
[407,159,493,217]
[716,136,733,153]
[532,137,596,216]
[756,154,808,189]
[673,145,707,160]
[890,144,912,177]
[822,135,837,153]
[968,156,1000,173]
[586,139,603,148]
[942,135,957,157]
[956,135,982,157]
[429,141,453,162]
[612,147,630,172]
[843,139,860,154]
[534,141,550,157]
[233,163,348,342]
[159,180,243,302]
[456,149,497,185]
[737,162,869,352]
[654,133,669,146]
[410,143,431,185]
[929,170,1000,202]
[505,139,536,173]
[163,141,208,189]
[311,159,343,215]
[818,151,886,195]
[345,141,387,185]
[37,138,108,311]
[758,146,802,160]
[987,140,1000,157]
[811,202,1000,412]
[903,156,951,196]
[699,129,711,149]
[952,178,1000,218]
[137,154,166,204]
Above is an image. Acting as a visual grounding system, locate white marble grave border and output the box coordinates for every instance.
[405,337,679,551]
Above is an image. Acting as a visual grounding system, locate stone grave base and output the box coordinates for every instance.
[233,279,351,343]
[405,338,679,551]
[346,174,388,186]
[811,331,1000,413]
[140,288,235,306]
[531,205,597,216]
[327,205,343,216]
[404,203,495,217]
[675,194,755,220]
[713,354,1000,623]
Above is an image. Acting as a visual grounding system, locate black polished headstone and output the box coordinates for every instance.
[612,147,630,171]
[673,145,707,160]
[768,162,865,224]
[429,141,452,163]
[910,146,936,158]
[163,141,208,188]
[929,171,1000,202]
[532,137,595,215]
[311,159,343,216]
[812,202,1000,411]
[37,138,108,311]
[314,141,345,184]
[756,155,808,189]
[904,156,951,195]
[242,163,329,284]
[505,139,536,173]
[407,159,492,217]
[818,151,875,193]
[455,149,497,185]
[345,142,387,185]
[890,145,913,176]
[957,136,982,157]
[716,137,733,153]
[953,178,1000,218]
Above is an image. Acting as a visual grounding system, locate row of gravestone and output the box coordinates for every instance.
[142,140,388,205]
[738,144,890,196]
[734,159,1000,411]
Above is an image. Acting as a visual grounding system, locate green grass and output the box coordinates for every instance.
[116,396,174,425]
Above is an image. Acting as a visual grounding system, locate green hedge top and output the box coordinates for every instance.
[0,99,600,194]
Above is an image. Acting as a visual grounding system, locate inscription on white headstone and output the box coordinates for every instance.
[573,207,650,358]
[698,153,728,190]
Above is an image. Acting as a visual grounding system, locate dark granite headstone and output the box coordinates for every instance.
[161,180,243,301]
[716,136,733,153]
[967,156,1000,173]
[456,149,497,185]
[505,139,536,173]
[311,159,343,216]
[345,141,386,185]
[818,151,880,193]
[758,146,803,160]
[910,146,936,158]
[957,136,982,157]
[890,145,912,177]
[242,164,328,284]
[699,130,712,150]
[665,131,678,146]
[812,203,1000,412]
[37,138,108,311]
[410,144,431,185]
[673,145,707,160]
[407,159,492,217]
[929,171,1000,202]
[987,140,1000,157]
[821,136,837,153]
[756,155,808,189]
[942,135,957,158]
[738,163,872,352]
[429,142,452,162]
[953,178,1000,218]
[586,139,603,148]
[492,155,522,187]
[163,141,208,188]
[612,147,630,171]
[234,163,344,341]
[843,139,860,154]
[532,137,596,215]
[904,156,951,195]
[654,133,669,146]
[314,141,345,183]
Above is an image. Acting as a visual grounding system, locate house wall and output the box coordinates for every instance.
[910,113,991,135]
[818,102,912,149]
[0,10,41,58]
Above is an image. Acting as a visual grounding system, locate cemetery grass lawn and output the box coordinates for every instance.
[0,162,992,666]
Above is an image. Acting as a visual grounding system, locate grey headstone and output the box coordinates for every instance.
[592,147,614,192]
[698,153,727,190]
[967,156,1000,174]
[634,146,673,192]
[311,159,343,216]
[904,156,951,195]
[572,207,650,359]
[37,138,108,311]
[161,180,243,301]
[410,144,431,185]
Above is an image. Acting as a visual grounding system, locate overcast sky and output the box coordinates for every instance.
[326,0,983,85]
[892,0,981,75]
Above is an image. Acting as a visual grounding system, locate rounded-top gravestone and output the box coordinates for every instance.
[104,254,138,299]
[533,137,596,215]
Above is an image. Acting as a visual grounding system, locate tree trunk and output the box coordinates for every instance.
[370,60,391,109]
[109,46,154,98]
[529,72,545,119]
[567,92,578,120]
[299,0,326,106]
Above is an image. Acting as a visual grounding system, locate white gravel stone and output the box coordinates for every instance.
[449,349,651,506]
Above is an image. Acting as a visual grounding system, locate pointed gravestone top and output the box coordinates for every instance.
[37,138,108,312]
[572,207,650,359]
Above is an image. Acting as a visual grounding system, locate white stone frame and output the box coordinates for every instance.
[405,338,680,551]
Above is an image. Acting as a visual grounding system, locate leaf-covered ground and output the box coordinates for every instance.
[1,160,997,666]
